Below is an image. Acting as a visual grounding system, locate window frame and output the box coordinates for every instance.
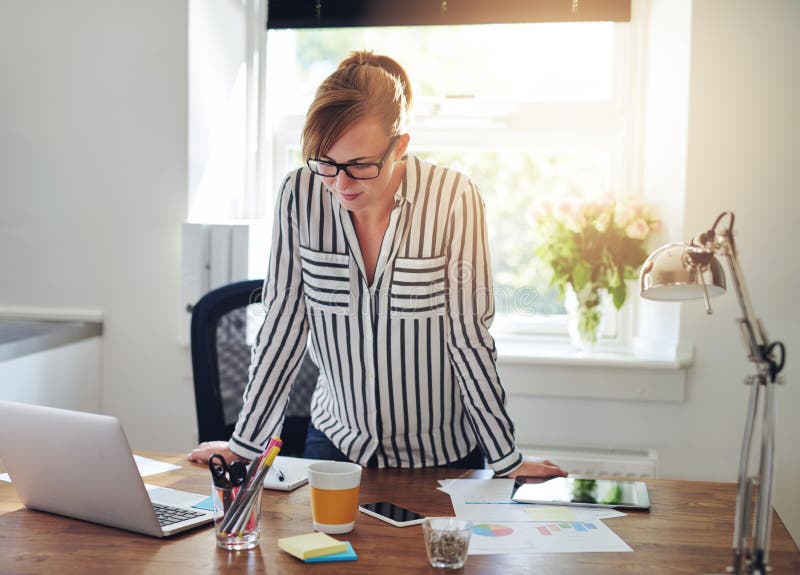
[259,20,642,349]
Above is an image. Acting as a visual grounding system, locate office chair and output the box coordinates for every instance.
[189,279,318,457]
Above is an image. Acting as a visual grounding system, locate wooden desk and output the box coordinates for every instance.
[1,453,798,574]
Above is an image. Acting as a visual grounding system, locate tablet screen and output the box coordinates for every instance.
[511,477,650,510]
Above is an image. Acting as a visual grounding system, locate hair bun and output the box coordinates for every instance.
[339,50,413,109]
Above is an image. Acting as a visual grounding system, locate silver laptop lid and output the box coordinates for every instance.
[0,401,167,536]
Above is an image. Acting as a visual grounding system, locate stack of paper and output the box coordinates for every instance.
[278,532,357,563]
[437,478,631,555]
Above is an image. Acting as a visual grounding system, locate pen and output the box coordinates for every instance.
[229,443,282,535]
[273,465,285,482]
[220,437,282,534]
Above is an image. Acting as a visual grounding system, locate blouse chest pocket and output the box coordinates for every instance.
[390,255,447,319]
[299,246,352,316]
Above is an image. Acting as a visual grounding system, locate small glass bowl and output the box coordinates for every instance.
[422,517,473,569]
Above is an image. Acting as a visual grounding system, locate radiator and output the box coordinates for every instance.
[518,445,658,479]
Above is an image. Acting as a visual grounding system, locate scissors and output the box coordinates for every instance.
[209,454,249,512]
[209,455,248,484]
[228,460,247,487]
[209,454,232,488]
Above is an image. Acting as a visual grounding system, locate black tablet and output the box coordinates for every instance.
[511,477,651,511]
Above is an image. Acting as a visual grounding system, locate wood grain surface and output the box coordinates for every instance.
[1,453,797,574]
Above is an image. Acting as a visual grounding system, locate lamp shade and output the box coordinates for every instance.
[639,243,726,301]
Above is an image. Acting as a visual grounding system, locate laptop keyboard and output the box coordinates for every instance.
[152,502,205,527]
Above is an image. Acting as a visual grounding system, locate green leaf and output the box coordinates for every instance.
[572,263,590,291]
[610,283,627,310]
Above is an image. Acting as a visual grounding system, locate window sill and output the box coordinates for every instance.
[494,335,691,403]
[495,336,692,370]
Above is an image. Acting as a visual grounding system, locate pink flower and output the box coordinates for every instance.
[553,199,586,233]
[625,219,650,240]
[594,210,612,233]
[613,204,635,229]
[582,200,602,219]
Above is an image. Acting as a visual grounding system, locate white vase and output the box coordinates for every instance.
[564,283,605,352]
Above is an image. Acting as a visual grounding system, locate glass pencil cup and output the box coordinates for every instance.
[422,517,473,569]
[212,483,263,550]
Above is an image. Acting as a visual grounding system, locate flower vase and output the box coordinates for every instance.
[564,283,604,352]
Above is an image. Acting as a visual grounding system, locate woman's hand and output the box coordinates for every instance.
[187,441,245,465]
[505,456,568,479]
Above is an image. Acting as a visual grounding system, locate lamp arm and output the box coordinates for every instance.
[714,216,785,381]
[717,229,767,364]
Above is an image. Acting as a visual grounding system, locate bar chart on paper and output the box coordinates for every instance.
[468,521,632,555]
[535,522,599,535]
[473,524,515,537]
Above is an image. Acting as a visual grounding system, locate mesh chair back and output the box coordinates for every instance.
[190,280,317,455]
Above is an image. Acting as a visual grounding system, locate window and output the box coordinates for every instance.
[263,21,637,343]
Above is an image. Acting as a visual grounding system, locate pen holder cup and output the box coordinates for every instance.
[212,483,263,551]
[422,517,473,569]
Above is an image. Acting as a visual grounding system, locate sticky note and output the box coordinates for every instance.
[304,541,357,563]
[278,532,348,560]
[192,496,214,511]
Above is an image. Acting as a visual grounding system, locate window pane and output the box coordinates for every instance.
[413,148,610,319]
[266,22,616,118]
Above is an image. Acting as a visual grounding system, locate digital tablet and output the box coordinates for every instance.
[511,477,651,511]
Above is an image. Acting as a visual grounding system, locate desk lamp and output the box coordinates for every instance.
[639,211,786,575]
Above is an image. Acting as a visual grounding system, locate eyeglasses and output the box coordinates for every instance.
[307,136,400,180]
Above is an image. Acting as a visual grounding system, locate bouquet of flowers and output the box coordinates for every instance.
[531,196,661,345]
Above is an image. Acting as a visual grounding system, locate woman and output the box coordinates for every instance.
[190,51,565,479]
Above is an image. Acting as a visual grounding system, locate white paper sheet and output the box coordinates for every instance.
[468,520,632,554]
[437,478,516,502]
[133,455,180,477]
[1,457,180,482]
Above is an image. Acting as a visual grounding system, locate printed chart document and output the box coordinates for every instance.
[439,478,625,523]
[452,500,625,523]
[468,520,632,555]
[437,478,516,502]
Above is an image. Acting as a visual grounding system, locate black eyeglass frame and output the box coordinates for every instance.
[307,135,400,180]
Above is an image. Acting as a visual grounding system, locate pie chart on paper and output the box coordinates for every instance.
[472,523,515,537]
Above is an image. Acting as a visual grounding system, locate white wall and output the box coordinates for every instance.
[0,1,194,451]
[684,0,800,542]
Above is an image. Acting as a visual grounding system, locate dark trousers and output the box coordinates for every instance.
[303,424,485,470]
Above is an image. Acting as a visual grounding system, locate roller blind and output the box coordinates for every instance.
[267,0,631,29]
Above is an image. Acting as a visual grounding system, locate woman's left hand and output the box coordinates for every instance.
[505,456,568,479]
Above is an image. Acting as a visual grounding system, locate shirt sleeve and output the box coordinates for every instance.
[445,179,523,476]
[229,172,310,460]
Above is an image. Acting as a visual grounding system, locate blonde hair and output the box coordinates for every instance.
[301,51,412,161]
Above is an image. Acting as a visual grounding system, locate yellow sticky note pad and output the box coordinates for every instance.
[524,506,577,522]
[278,532,348,560]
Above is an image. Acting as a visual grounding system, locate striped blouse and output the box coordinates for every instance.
[230,155,523,476]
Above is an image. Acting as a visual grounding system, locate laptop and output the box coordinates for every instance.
[0,401,214,537]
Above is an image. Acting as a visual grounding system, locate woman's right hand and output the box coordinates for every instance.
[187,441,245,465]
